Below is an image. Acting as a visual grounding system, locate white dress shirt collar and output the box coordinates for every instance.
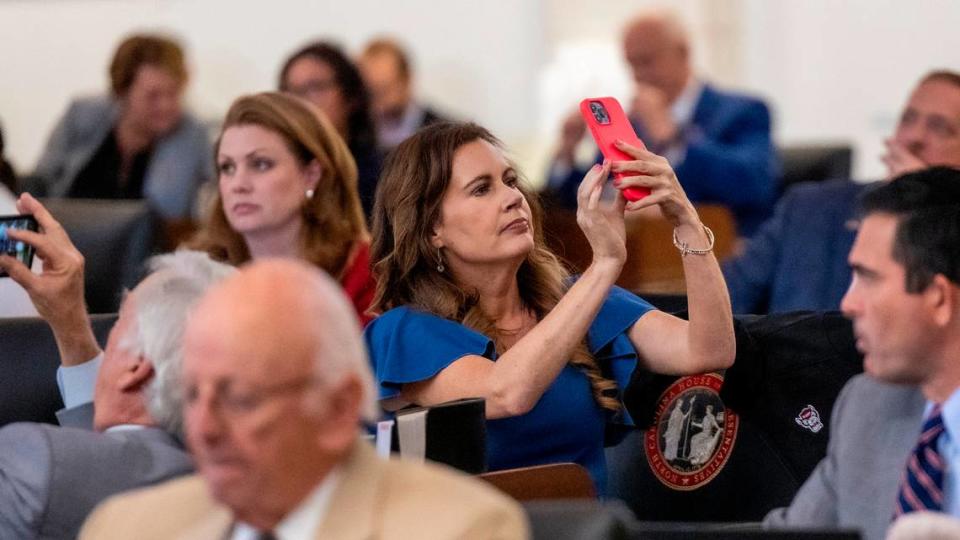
[230,466,342,540]
[670,77,704,128]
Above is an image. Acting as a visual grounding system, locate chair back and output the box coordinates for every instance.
[543,204,737,294]
[524,500,632,540]
[41,199,157,313]
[479,462,596,501]
[778,143,853,195]
[0,313,116,427]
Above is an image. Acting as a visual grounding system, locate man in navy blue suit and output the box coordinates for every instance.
[545,10,779,236]
[724,70,960,314]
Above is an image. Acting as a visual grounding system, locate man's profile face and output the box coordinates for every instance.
[181,298,326,522]
[893,79,960,168]
[841,214,937,384]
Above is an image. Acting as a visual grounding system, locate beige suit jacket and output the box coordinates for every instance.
[80,441,529,540]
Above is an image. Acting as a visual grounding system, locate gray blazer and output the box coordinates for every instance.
[32,95,213,219]
[0,422,193,540]
[764,374,926,540]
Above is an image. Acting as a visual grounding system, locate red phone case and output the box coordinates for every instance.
[579,96,650,201]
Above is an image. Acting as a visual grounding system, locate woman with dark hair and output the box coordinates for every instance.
[364,122,735,494]
[189,92,374,324]
[279,41,381,219]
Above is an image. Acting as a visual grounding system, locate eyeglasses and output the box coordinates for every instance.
[183,376,320,419]
[286,78,339,99]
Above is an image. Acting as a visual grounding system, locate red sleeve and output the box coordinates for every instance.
[340,242,377,326]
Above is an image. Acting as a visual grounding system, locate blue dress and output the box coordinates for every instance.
[364,285,654,495]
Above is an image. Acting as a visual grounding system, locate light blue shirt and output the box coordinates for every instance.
[935,388,960,516]
[56,353,102,408]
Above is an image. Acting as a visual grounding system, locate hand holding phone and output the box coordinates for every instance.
[0,215,38,278]
[579,96,650,202]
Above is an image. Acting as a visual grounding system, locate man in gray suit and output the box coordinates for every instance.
[0,194,233,539]
[765,167,960,540]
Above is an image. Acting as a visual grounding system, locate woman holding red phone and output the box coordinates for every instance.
[364,122,734,495]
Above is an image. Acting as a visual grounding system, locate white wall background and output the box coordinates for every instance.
[2,0,959,184]
[0,0,547,172]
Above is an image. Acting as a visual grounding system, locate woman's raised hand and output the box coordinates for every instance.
[576,160,628,271]
[610,140,699,228]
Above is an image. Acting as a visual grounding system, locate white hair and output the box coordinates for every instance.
[116,250,236,435]
[302,268,379,423]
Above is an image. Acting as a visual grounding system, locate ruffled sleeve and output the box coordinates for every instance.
[364,307,496,400]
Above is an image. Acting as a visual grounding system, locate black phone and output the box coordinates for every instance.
[0,214,39,278]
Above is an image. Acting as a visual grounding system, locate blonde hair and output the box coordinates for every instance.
[370,122,620,412]
[190,92,367,279]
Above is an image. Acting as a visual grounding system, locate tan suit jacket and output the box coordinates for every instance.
[80,441,529,540]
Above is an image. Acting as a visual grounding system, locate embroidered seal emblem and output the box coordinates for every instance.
[795,404,823,433]
[644,373,738,491]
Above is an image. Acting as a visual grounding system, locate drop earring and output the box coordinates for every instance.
[436,247,445,273]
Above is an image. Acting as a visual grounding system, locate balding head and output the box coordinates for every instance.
[359,38,414,122]
[181,259,377,529]
[622,10,692,103]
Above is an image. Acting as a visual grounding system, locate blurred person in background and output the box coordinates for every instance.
[544,9,778,237]
[358,37,450,151]
[31,33,212,220]
[279,41,382,219]
[723,70,960,314]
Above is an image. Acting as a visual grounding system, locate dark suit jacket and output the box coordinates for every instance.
[765,374,926,540]
[0,423,192,540]
[723,179,873,314]
[546,84,779,236]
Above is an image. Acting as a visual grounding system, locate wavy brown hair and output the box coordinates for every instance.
[370,122,619,412]
[189,92,367,279]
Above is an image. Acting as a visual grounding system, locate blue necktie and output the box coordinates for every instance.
[895,406,946,515]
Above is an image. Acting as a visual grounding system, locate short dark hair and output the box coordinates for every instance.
[277,41,377,152]
[109,34,187,96]
[859,166,960,292]
[920,69,960,90]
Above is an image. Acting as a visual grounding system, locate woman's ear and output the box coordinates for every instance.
[304,159,323,191]
[429,222,444,249]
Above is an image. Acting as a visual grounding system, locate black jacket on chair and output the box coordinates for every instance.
[609,311,862,522]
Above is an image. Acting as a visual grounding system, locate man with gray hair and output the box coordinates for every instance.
[545,8,777,236]
[82,260,528,540]
[0,194,234,540]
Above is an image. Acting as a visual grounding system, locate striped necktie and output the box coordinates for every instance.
[895,406,946,515]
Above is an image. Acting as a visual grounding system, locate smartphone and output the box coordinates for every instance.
[0,215,38,278]
[579,96,650,202]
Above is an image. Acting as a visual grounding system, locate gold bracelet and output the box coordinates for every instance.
[672,224,715,257]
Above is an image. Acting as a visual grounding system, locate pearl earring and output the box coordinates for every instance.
[305,188,315,199]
